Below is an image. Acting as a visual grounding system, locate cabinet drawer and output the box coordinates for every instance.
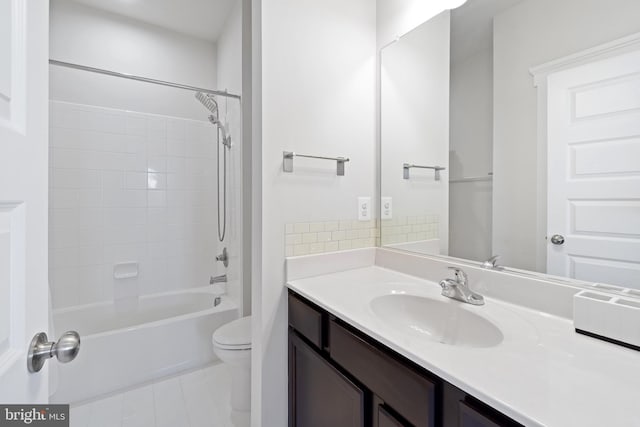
[288,293,323,348]
[330,319,437,427]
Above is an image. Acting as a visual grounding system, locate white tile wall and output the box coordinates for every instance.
[49,101,222,309]
[285,220,380,256]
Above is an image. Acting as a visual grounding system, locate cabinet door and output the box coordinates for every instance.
[373,396,410,427]
[289,330,365,427]
[459,401,517,427]
[377,405,408,427]
[330,319,437,427]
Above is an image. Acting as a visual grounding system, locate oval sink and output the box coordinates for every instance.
[370,294,504,348]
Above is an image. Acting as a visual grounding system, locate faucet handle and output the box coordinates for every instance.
[447,266,468,285]
[216,247,229,268]
[483,255,501,269]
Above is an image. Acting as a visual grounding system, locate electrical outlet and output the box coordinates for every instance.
[358,197,371,221]
[381,197,392,219]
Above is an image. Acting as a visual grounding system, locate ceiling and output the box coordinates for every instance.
[451,0,523,63]
[71,0,237,42]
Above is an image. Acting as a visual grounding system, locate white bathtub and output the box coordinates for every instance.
[50,289,239,404]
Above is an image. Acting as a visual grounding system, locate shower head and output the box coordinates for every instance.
[196,91,231,149]
[195,91,219,116]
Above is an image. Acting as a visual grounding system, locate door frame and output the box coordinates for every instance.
[530,31,640,274]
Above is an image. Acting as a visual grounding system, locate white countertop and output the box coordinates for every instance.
[287,264,640,427]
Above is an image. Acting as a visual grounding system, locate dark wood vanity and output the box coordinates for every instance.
[288,291,523,427]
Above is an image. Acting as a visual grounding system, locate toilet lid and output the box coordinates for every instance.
[213,316,252,349]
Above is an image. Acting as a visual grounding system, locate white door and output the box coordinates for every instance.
[547,48,640,289]
[0,1,51,402]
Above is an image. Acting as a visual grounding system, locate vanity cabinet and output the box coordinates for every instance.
[289,331,365,426]
[458,402,503,427]
[375,398,408,427]
[288,291,523,427]
[377,407,403,427]
[329,319,436,427]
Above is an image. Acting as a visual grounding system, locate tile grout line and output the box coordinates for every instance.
[177,372,193,427]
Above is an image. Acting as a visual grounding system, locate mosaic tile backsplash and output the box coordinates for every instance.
[284,215,440,256]
[380,215,440,246]
[285,220,380,256]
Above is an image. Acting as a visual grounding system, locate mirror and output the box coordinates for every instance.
[380,0,640,291]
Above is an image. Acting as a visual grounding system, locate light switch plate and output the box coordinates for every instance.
[381,197,392,219]
[358,197,371,221]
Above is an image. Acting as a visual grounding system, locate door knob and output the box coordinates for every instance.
[27,331,81,373]
[550,234,565,245]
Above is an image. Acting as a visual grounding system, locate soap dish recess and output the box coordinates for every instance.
[574,290,640,351]
[113,261,139,280]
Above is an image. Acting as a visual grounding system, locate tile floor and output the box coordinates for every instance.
[70,363,235,427]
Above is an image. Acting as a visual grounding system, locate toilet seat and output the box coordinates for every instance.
[213,316,252,350]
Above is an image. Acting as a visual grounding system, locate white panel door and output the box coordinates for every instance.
[547,48,640,289]
[0,0,50,402]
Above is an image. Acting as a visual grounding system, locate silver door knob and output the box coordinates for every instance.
[27,331,81,373]
[550,234,565,245]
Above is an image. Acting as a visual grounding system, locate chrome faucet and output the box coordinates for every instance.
[439,267,484,306]
[210,274,227,284]
[482,255,502,270]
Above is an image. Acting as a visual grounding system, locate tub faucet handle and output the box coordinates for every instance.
[216,247,229,268]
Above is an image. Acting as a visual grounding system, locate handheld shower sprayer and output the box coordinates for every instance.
[196,92,231,149]
[208,115,231,148]
[195,92,232,242]
[195,91,219,117]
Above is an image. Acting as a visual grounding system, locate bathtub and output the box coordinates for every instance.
[50,289,239,404]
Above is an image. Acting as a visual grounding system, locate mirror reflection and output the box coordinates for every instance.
[380,0,640,290]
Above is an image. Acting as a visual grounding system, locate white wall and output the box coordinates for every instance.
[493,0,640,271]
[49,0,217,120]
[380,11,450,253]
[217,1,243,96]
[377,0,456,47]
[215,0,246,314]
[449,180,492,260]
[256,0,376,424]
[449,29,493,261]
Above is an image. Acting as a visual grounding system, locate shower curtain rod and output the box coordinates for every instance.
[49,59,242,100]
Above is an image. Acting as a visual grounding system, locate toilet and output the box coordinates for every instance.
[212,316,252,417]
